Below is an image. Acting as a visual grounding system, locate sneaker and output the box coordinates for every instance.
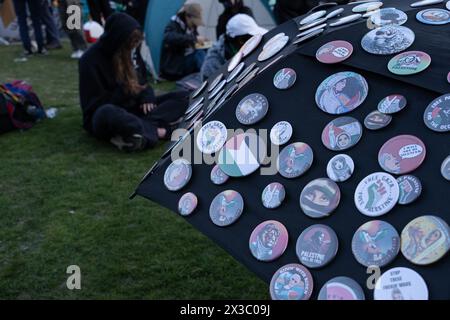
[36,48,49,56]
[110,134,147,152]
[47,42,63,50]
[70,50,84,59]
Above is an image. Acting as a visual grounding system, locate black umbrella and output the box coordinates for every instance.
[133,0,450,299]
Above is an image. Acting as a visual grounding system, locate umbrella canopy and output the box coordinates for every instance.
[135,0,450,299]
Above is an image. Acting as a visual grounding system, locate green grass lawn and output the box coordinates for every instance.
[0,44,266,299]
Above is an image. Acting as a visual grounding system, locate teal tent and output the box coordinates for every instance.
[143,0,276,79]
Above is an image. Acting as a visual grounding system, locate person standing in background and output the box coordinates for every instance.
[216,0,253,38]
[40,0,63,49]
[123,0,149,27]
[86,0,112,25]
[55,0,88,59]
[12,0,47,56]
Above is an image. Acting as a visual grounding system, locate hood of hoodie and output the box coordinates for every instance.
[97,13,141,55]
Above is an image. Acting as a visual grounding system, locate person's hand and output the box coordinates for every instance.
[196,36,208,45]
[140,103,157,115]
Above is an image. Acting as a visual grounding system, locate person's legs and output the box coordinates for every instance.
[91,104,160,149]
[12,0,32,53]
[150,90,190,125]
[26,0,45,52]
[86,0,102,25]
[99,0,112,21]
[59,0,87,52]
[182,50,206,76]
[39,0,61,47]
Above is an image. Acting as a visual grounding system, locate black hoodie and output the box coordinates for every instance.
[79,13,155,132]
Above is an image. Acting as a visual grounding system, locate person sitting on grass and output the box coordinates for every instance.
[160,3,208,81]
[200,14,267,80]
[79,13,189,152]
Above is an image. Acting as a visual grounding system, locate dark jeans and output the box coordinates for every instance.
[91,91,189,148]
[86,0,112,25]
[58,0,87,51]
[12,0,45,52]
[184,49,206,76]
[40,0,60,45]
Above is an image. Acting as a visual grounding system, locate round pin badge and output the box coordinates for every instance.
[227,61,245,83]
[210,164,229,185]
[236,62,257,83]
[191,81,207,99]
[364,110,392,130]
[299,10,327,25]
[447,0,450,10]
[423,93,450,132]
[316,40,354,64]
[321,117,363,151]
[315,72,368,115]
[208,73,224,92]
[318,277,365,300]
[277,142,314,178]
[411,0,444,7]
[258,36,289,62]
[447,71,450,84]
[196,121,227,154]
[241,34,263,57]
[227,51,242,73]
[378,135,426,175]
[270,121,293,146]
[397,175,422,205]
[300,178,341,218]
[186,96,204,114]
[236,93,269,125]
[273,68,297,90]
[208,79,226,100]
[401,215,450,265]
[263,33,285,50]
[209,190,244,227]
[388,51,431,75]
[352,220,400,267]
[269,264,314,300]
[238,67,259,89]
[416,8,450,25]
[178,192,198,216]
[262,182,286,209]
[249,220,288,261]
[298,17,327,31]
[374,267,428,300]
[361,25,415,55]
[293,28,324,45]
[325,8,345,20]
[297,24,327,38]
[218,132,266,178]
[329,13,362,27]
[442,155,450,180]
[352,1,383,13]
[296,224,338,268]
[327,154,355,182]
[370,7,408,26]
[163,159,192,191]
[354,172,400,217]
[377,94,407,114]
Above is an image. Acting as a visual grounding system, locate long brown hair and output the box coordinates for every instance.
[113,29,144,95]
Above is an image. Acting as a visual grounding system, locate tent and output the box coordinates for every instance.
[144,0,276,79]
[134,0,450,299]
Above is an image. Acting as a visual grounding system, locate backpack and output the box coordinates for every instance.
[0,80,46,134]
